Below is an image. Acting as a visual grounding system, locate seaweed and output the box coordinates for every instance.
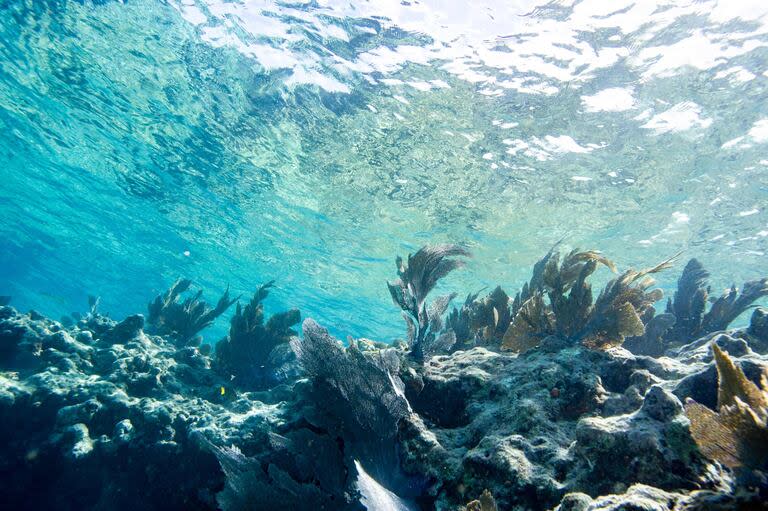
[213,281,301,390]
[510,245,616,317]
[510,244,559,318]
[444,291,481,348]
[501,247,657,352]
[702,278,768,333]
[684,343,768,479]
[445,286,512,349]
[667,259,767,341]
[146,278,238,345]
[387,244,471,361]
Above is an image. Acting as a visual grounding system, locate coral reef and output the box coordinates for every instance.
[1,246,767,511]
[387,244,471,361]
[396,338,728,510]
[213,282,301,390]
[0,303,243,510]
[147,278,238,346]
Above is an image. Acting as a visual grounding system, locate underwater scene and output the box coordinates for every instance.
[1,0,768,509]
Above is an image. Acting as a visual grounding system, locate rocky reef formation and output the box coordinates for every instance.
[1,246,767,510]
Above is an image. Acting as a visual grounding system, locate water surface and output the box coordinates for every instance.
[1,0,767,340]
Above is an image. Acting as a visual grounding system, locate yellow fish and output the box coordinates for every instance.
[220,386,226,396]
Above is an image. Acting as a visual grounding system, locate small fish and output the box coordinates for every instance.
[220,386,226,396]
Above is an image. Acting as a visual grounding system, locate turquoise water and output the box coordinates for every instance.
[1,0,767,342]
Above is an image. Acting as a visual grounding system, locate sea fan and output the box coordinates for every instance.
[291,319,412,491]
[580,256,673,350]
[445,286,512,349]
[625,258,768,356]
[667,259,768,341]
[685,343,768,476]
[501,246,660,353]
[464,490,498,511]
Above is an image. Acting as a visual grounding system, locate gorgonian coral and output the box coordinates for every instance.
[147,278,237,345]
[685,343,768,476]
[501,248,673,352]
[445,286,512,350]
[387,244,471,361]
[290,318,412,492]
[464,490,498,511]
[214,281,300,390]
[625,258,768,356]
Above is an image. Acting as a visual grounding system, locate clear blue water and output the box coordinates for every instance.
[1,0,767,342]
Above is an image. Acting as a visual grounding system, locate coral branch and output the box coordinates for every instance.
[685,343,768,475]
[147,278,238,345]
[214,281,301,390]
[387,244,470,361]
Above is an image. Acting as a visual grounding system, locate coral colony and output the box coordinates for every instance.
[1,244,767,510]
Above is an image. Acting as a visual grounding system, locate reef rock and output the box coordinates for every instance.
[398,331,764,510]
[0,305,288,511]
[2,301,767,511]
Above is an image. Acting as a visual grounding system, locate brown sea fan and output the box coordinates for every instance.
[685,343,768,473]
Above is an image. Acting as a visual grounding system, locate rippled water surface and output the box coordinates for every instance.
[1,0,767,340]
